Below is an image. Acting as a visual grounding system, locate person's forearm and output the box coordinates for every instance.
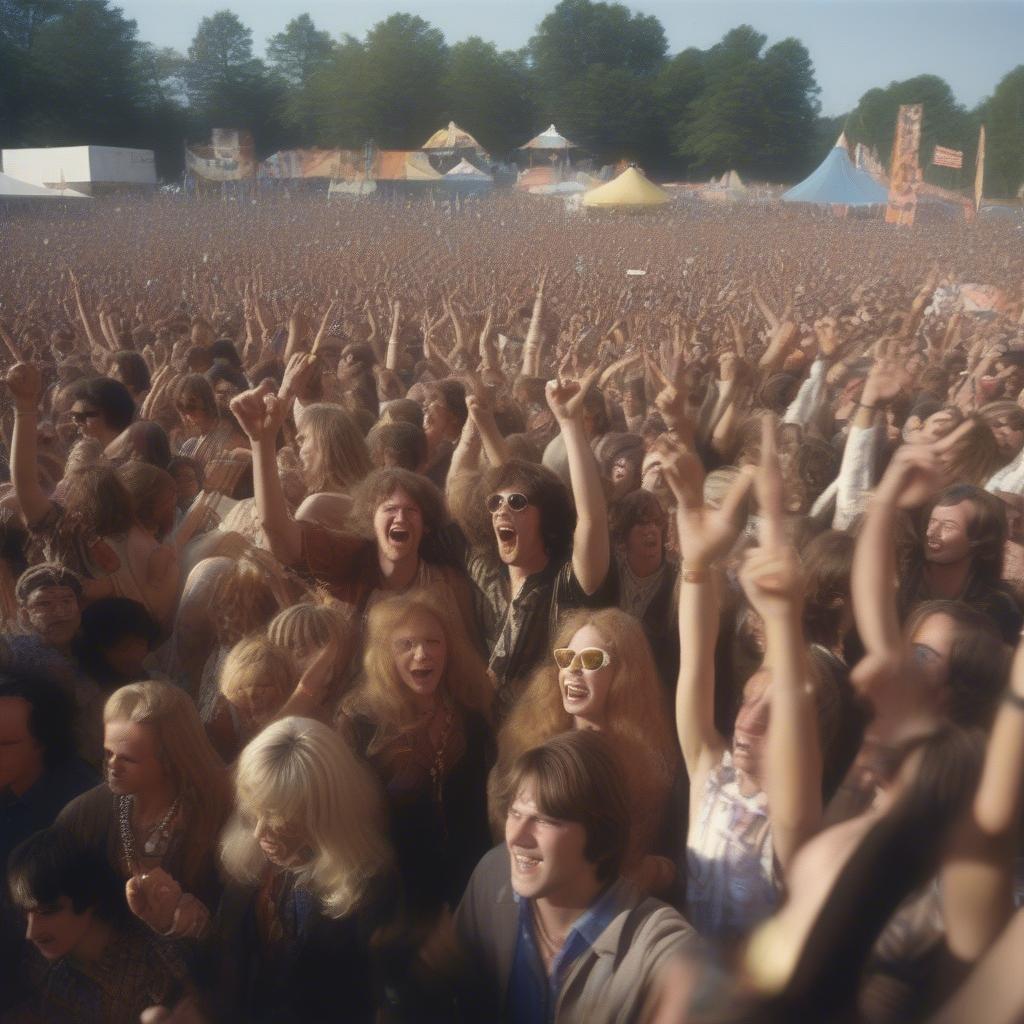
[675,567,721,775]
[11,408,52,526]
[783,358,827,427]
[252,438,302,565]
[564,417,609,594]
[764,610,821,871]
[473,411,510,469]
[851,496,902,655]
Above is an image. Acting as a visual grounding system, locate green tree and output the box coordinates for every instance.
[679,26,768,175]
[847,74,972,186]
[305,34,370,147]
[184,10,284,149]
[27,0,146,143]
[757,38,821,179]
[527,0,668,164]
[309,14,447,150]
[977,65,1024,199]
[267,13,332,88]
[442,37,533,155]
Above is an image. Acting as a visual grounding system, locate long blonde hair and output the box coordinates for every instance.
[490,608,676,853]
[220,717,393,918]
[104,682,230,891]
[219,635,296,718]
[342,589,493,745]
[299,404,372,494]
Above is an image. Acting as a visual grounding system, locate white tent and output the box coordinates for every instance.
[0,171,90,199]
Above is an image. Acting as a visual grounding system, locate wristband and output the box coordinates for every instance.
[681,565,710,584]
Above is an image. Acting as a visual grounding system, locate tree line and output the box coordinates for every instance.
[1,0,1021,196]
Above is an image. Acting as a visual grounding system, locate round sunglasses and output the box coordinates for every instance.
[486,492,530,514]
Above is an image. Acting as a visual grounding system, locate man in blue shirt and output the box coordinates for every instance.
[456,730,698,1023]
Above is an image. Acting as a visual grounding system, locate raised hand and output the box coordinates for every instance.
[230,381,287,444]
[5,362,42,412]
[545,366,599,424]
[279,351,318,404]
[873,419,975,509]
[663,443,754,570]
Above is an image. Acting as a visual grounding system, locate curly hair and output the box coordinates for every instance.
[342,589,493,748]
[346,467,449,542]
[489,607,676,861]
[468,459,576,562]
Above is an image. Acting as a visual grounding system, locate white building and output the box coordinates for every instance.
[1,146,156,195]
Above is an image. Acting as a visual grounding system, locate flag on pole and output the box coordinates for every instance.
[932,146,963,169]
[974,125,985,211]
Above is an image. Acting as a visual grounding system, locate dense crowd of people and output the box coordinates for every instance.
[1,192,1023,1022]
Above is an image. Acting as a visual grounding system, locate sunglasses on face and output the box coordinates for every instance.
[70,410,101,424]
[486,492,530,514]
[553,647,611,671]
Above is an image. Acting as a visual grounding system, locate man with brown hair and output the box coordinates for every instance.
[456,730,697,1022]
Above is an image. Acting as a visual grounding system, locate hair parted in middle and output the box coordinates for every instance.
[221,716,393,918]
[490,606,676,860]
[103,681,230,892]
[296,403,372,494]
[342,588,494,749]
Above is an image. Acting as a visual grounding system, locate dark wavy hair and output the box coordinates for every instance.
[348,467,449,541]
[480,459,576,562]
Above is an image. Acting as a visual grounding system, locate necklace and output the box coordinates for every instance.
[530,900,566,972]
[427,699,455,803]
[118,794,181,873]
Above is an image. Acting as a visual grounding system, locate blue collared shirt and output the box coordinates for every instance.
[506,883,621,1024]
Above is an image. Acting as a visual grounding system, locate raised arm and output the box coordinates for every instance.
[5,363,54,527]
[545,368,608,595]
[521,272,546,379]
[663,448,752,787]
[942,639,1024,962]
[742,418,820,872]
[229,382,302,566]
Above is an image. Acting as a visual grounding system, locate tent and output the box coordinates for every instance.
[422,122,487,156]
[783,135,888,207]
[0,171,91,199]
[702,169,749,202]
[582,165,669,209]
[442,159,493,195]
[520,124,577,152]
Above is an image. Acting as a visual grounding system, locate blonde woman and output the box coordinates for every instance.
[490,606,678,887]
[213,717,404,1023]
[339,589,494,921]
[205,636,298,762]
[266,597,358,717]
[57,681,230,934]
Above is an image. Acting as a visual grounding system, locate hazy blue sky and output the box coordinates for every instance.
[117,1,1023,116]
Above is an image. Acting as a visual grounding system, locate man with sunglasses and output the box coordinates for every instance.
[67,377,136,450]
[452,373,613,716]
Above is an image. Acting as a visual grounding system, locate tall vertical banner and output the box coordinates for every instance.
[975,125,986,211]
[885,104,923,226]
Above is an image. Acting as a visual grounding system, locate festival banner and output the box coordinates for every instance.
[885,104,923,226]
[932,145,963,169]
[975,125,986,211]
[186,129,255,181]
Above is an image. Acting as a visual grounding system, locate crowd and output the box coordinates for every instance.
[0,192,1023,1023]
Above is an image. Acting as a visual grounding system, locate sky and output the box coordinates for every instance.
[116,0,1024,117]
